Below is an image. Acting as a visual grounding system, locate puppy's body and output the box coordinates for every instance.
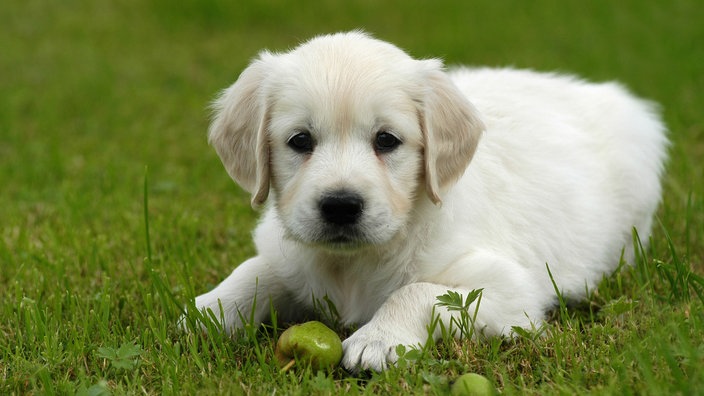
[193,32,667,372]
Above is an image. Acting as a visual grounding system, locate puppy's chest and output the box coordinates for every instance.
[303,258,410,324]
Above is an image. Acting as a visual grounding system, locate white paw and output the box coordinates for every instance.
[179,294,240,334]
[177,304,218,334]
[341,322,420,373]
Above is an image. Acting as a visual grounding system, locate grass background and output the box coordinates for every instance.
[1,0,703,394]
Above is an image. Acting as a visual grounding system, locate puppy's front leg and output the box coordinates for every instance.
[190,256,288,334]
[342,281,527,373]
[341,282,461,372]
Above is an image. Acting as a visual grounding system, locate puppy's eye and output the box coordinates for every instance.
[288,131,314,153]
[374,131,402,153]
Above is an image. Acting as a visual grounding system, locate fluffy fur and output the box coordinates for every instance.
[192,31,667,372]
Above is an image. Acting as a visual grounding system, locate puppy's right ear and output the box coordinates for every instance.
[419,61,485,205]
[208,57,271,208]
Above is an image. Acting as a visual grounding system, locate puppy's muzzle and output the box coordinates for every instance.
[319,190,364,226]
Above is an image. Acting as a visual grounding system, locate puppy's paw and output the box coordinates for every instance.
[177,310,211,334]
[177,306,213,334]
[178,294,238,334]
[341,322,419,373]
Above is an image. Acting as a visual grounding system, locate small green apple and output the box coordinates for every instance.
[451,373,497,396]
[275,321,343,372]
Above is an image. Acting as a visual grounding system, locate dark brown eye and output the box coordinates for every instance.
[374,131,401,153]
[287,131,314,153]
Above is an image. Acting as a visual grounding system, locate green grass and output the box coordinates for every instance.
[1,0,703,394]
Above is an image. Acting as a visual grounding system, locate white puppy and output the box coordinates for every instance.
[193,31,667,372]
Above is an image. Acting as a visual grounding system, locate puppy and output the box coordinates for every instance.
[192,31,667,372]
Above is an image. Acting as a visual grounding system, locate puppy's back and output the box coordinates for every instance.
[444,67,667,293]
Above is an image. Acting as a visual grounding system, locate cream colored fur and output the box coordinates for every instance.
[193,31,667,372]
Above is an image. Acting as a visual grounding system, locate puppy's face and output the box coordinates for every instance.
[267,65,425,249]
[208,32,484,252]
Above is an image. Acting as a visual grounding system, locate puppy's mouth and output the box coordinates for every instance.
[316,227,368,250]
[284,219,376,251]
[285,194,396,250]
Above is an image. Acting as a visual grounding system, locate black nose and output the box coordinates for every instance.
[319,191,364,226]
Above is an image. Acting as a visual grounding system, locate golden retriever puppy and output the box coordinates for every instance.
[191,31,667,372]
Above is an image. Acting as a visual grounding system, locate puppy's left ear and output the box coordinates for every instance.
[208,56,272,208]
[419,61,485,204]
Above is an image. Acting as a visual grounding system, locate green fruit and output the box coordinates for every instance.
[451,373,497,396]
[274,321,343,372]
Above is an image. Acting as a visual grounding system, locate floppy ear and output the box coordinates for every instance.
[208,57,271,208]
[420,62,485,204]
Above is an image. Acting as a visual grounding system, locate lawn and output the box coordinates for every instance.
[1,0,703,394]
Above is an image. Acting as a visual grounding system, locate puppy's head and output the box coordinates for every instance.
[209,31,484,249]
